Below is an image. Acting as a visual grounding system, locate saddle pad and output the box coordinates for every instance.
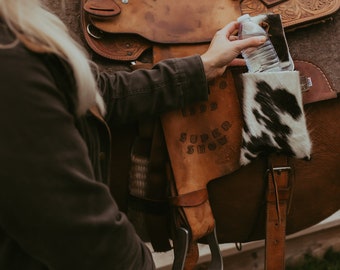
[84,0,241,44]
[240,0,340,29]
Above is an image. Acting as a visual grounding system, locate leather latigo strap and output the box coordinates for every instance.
[240,0,340,29]
[265,154,292,270]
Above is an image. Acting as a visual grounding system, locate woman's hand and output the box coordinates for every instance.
[201,21,266,81]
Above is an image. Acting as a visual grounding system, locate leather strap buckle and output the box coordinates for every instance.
[265,154,293,270]
[266,164,292,222]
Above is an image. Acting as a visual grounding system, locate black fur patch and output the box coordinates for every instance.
[242,80,303,160]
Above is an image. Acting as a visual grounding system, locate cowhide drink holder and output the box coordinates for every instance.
[240,71,312,165]
[239,14,312,165]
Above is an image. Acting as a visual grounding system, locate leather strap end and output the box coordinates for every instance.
[84,0,121,17]
[170,188,209,207]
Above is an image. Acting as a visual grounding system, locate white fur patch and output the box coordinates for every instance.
[240,71,312,166]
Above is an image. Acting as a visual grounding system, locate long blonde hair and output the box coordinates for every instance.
[0,0,105,116]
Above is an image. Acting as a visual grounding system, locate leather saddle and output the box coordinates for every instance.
[82,0,339,61]
[81,1,339,269]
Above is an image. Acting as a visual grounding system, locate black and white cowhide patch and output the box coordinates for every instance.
[240,71,312,166]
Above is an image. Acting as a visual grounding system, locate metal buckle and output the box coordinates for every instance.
[300,75,313,92]
[86,24,104,39]
[266,164,292,224]
[267,166,292,174]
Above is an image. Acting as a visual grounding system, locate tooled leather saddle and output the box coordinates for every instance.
[81,1,339,269]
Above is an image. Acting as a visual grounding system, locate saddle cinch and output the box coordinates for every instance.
[81,1,339,269]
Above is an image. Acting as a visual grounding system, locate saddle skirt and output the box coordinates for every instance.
[84,0,240,44]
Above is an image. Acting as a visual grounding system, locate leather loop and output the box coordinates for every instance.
[84,0,121,17]
[267,188,291,202]
[265,154,292,270]
[260,0,288,8]
[170,188,208,207]
[81,10,151,61]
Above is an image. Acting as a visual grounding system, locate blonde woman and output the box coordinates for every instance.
[0,1,264,269]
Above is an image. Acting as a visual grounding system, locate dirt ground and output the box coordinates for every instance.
[45,1,339,92]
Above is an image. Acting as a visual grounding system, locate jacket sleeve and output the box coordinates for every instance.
[0,46,155,270]
[98,55,209,124]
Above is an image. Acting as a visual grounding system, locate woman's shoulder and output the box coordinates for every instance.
[0,23,67,91]
[0,27,72,105]
[0,27,49,81]
[0,47,56,104]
